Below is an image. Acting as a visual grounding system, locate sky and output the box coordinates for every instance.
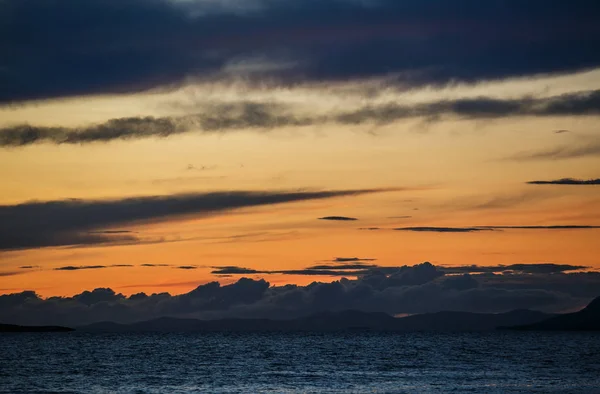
[1,0,600,325]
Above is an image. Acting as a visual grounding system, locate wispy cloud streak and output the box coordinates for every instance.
[0,188,394,250]
[2,90,600,147]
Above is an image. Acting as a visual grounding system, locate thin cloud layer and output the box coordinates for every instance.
[54,265,134,271]
[443,264,588,275]
[2,90,600,147]
[395,227,492,233]
[318,216,358,221]
[209,262,588,278]
[527,178,600,185]
[55,266,109,271]
[482,225,600,230]
[0,188,389,250]
[511,139,600,161]
[326,257,377,263]
[393,225,600,233]
[210,265,373,276]
[1,263,598,326]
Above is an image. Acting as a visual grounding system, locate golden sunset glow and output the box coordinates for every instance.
[2,71,600,297]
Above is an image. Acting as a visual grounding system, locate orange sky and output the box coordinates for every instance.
[1,71,599,297]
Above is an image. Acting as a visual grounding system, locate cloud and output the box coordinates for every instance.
[511,139,600,161]
[327,257,377,263]
[88,230,136,234]
[211,267,261,275]
[0,103,315,147]
[394,227,493,233]
[334,90,600,125]
[141,264,170,267]
[441,274,480,291]
[0,188,389,250]
[393,225,600,233]
[442,264,588,275]
[2,262,598,326]
[214,262,590,278]
[54,264,134,271]
[54,265,107,271]
[209,266,368,277]
[0,272,20,277]
[2,0,600,103]
[306,264,379,270]
[481,225,600,230]
[211,261,586,279]
[527,178,600,185]
[554,129,571,134]
[3,90,600,147]
[175,266,198,270]
[319,216,358,221]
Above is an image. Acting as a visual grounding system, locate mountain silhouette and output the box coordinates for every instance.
[0,323,74,333]
[507,296,600,331]
[78,309,552,332]
[391,309,553,331]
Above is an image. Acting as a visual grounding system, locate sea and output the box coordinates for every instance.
[1,331,599,393]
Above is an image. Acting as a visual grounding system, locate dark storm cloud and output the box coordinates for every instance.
[394,227,493,233]
[1,0,599,103]
[319,216,358,221]
[3,90,600,148]
[0,188,388,250]
[527,178,600,185]
[2,262,598,326]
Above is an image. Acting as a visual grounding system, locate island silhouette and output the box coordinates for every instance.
[4,296,598,333]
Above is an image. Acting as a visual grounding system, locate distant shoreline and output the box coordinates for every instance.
[0,323,74,333]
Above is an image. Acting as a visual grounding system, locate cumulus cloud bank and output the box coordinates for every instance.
[1,262,598,326]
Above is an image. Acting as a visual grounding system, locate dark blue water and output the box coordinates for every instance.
[1,332,599,393]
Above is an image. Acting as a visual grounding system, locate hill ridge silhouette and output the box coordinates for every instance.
[507,295,600,331]
[78,308,554,332]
